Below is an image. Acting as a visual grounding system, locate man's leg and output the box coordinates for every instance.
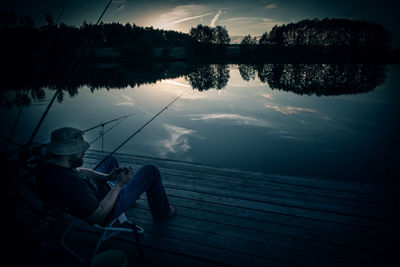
[94,155,119,174]
[109,164,171,222]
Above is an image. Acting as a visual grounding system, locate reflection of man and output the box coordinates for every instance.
[35,127,176,225]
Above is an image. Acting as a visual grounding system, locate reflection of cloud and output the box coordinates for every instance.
[160,79,208,100]
[115,102,134,106]
[266,3,278,9]
[158,124,195,155]
[265,104,317,115]
[191,113,271,127]
[261,93,273,99]
[162,80,191,88]
[265,104,330,120]
[210,10,222,27]
[116,95,134,106]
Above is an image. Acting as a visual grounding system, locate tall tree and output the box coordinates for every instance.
[190,24,214,43]
[213,25,230,44]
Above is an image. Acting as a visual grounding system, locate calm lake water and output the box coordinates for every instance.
[1,63,399,183]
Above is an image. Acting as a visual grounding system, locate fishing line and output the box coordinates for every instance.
[94,90,189,170]
[89,117,127,145]
[5,7,65,153]
[25,0,114,148]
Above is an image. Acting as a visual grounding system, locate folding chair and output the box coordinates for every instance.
[19,172,145,264]
[59,210,144,264]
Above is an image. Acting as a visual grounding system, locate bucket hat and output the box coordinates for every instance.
[46,127,90,155]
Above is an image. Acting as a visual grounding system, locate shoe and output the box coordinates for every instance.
[155,205,177,222]
[167,205,177,218]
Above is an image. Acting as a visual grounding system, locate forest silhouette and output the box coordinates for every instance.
[0,10,392,107]
[0,62,387,108]
[1,10,396,65]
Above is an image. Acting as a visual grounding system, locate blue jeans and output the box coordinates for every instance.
[95,156,171,223]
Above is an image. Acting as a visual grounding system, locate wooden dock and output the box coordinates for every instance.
[10,150,400,266]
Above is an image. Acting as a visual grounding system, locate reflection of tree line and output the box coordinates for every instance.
[0,63,387,108]
[186,65,230,91]
[239,64,387,96]
[0,62,194,108]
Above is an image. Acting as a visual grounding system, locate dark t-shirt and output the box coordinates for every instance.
[35,162,110,219]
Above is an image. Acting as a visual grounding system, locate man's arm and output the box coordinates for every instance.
[77,168,111,182]
[85,167,133,225]
[85,182,123,224]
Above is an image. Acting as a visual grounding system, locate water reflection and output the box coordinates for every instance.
[186,64,230,91]
[242,63,387,96]
[0,63,387,108]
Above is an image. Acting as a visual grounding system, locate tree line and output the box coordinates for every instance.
[240,18,392,61]
[1,62,388,109]
[0,10,394,65]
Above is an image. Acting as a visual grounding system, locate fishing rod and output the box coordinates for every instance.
[5,8,65,153]
[25,0,114,148]
[83,112,134,133]
[89,118,126,146]
[32,112,133,143]
[94,90,189,170]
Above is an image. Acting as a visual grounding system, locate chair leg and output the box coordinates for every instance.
[61,221,87,265]
[92,230,109,259]
[133,224,145,261]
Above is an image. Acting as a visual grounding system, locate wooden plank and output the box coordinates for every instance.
[127,214,350,267]
[150,195,397,242]
[158,173,394,220]
[85,150,399,195]
[83,158,394,220]
[15,204,298,266]
[130,200,398,252]
[150,168,388,205]
[83,152,394,204]
[161,187,398,232]
[15,190,398,267]
[17,210,213,267]
[65,220,298,267]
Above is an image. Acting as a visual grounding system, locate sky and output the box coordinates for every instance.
[3,0,400,46]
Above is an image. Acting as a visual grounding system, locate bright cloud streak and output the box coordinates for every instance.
[156,6,214,30]
[264,104,330,120]
[115,94,134,106]
[266,3,278,9]
[265,104,317,115]
[162,80,191,88]
[261,93,273,99]
[210,10,222,27]
[164,12,214,27]
[190,113,271,127]
[158,124,195,155]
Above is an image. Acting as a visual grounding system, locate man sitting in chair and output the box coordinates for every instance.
[35,127,177,225]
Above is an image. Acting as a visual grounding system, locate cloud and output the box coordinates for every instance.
[218,16,286,36]
[111,0,126,11]
[219,17,255,23]
[210,10,222,27]
[162,80,191,88]
[158,124,195,155]
[265,104,317,115]
[261,93,273,99]
[115,102,134,106]
[266,3,278,9]
[190,113,271,127]
[156,5,213,30]
[264,104,330,120]
[163,12,214,28]
[115,95,134,106]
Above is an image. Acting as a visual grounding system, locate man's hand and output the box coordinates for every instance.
[109,167,134,186]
